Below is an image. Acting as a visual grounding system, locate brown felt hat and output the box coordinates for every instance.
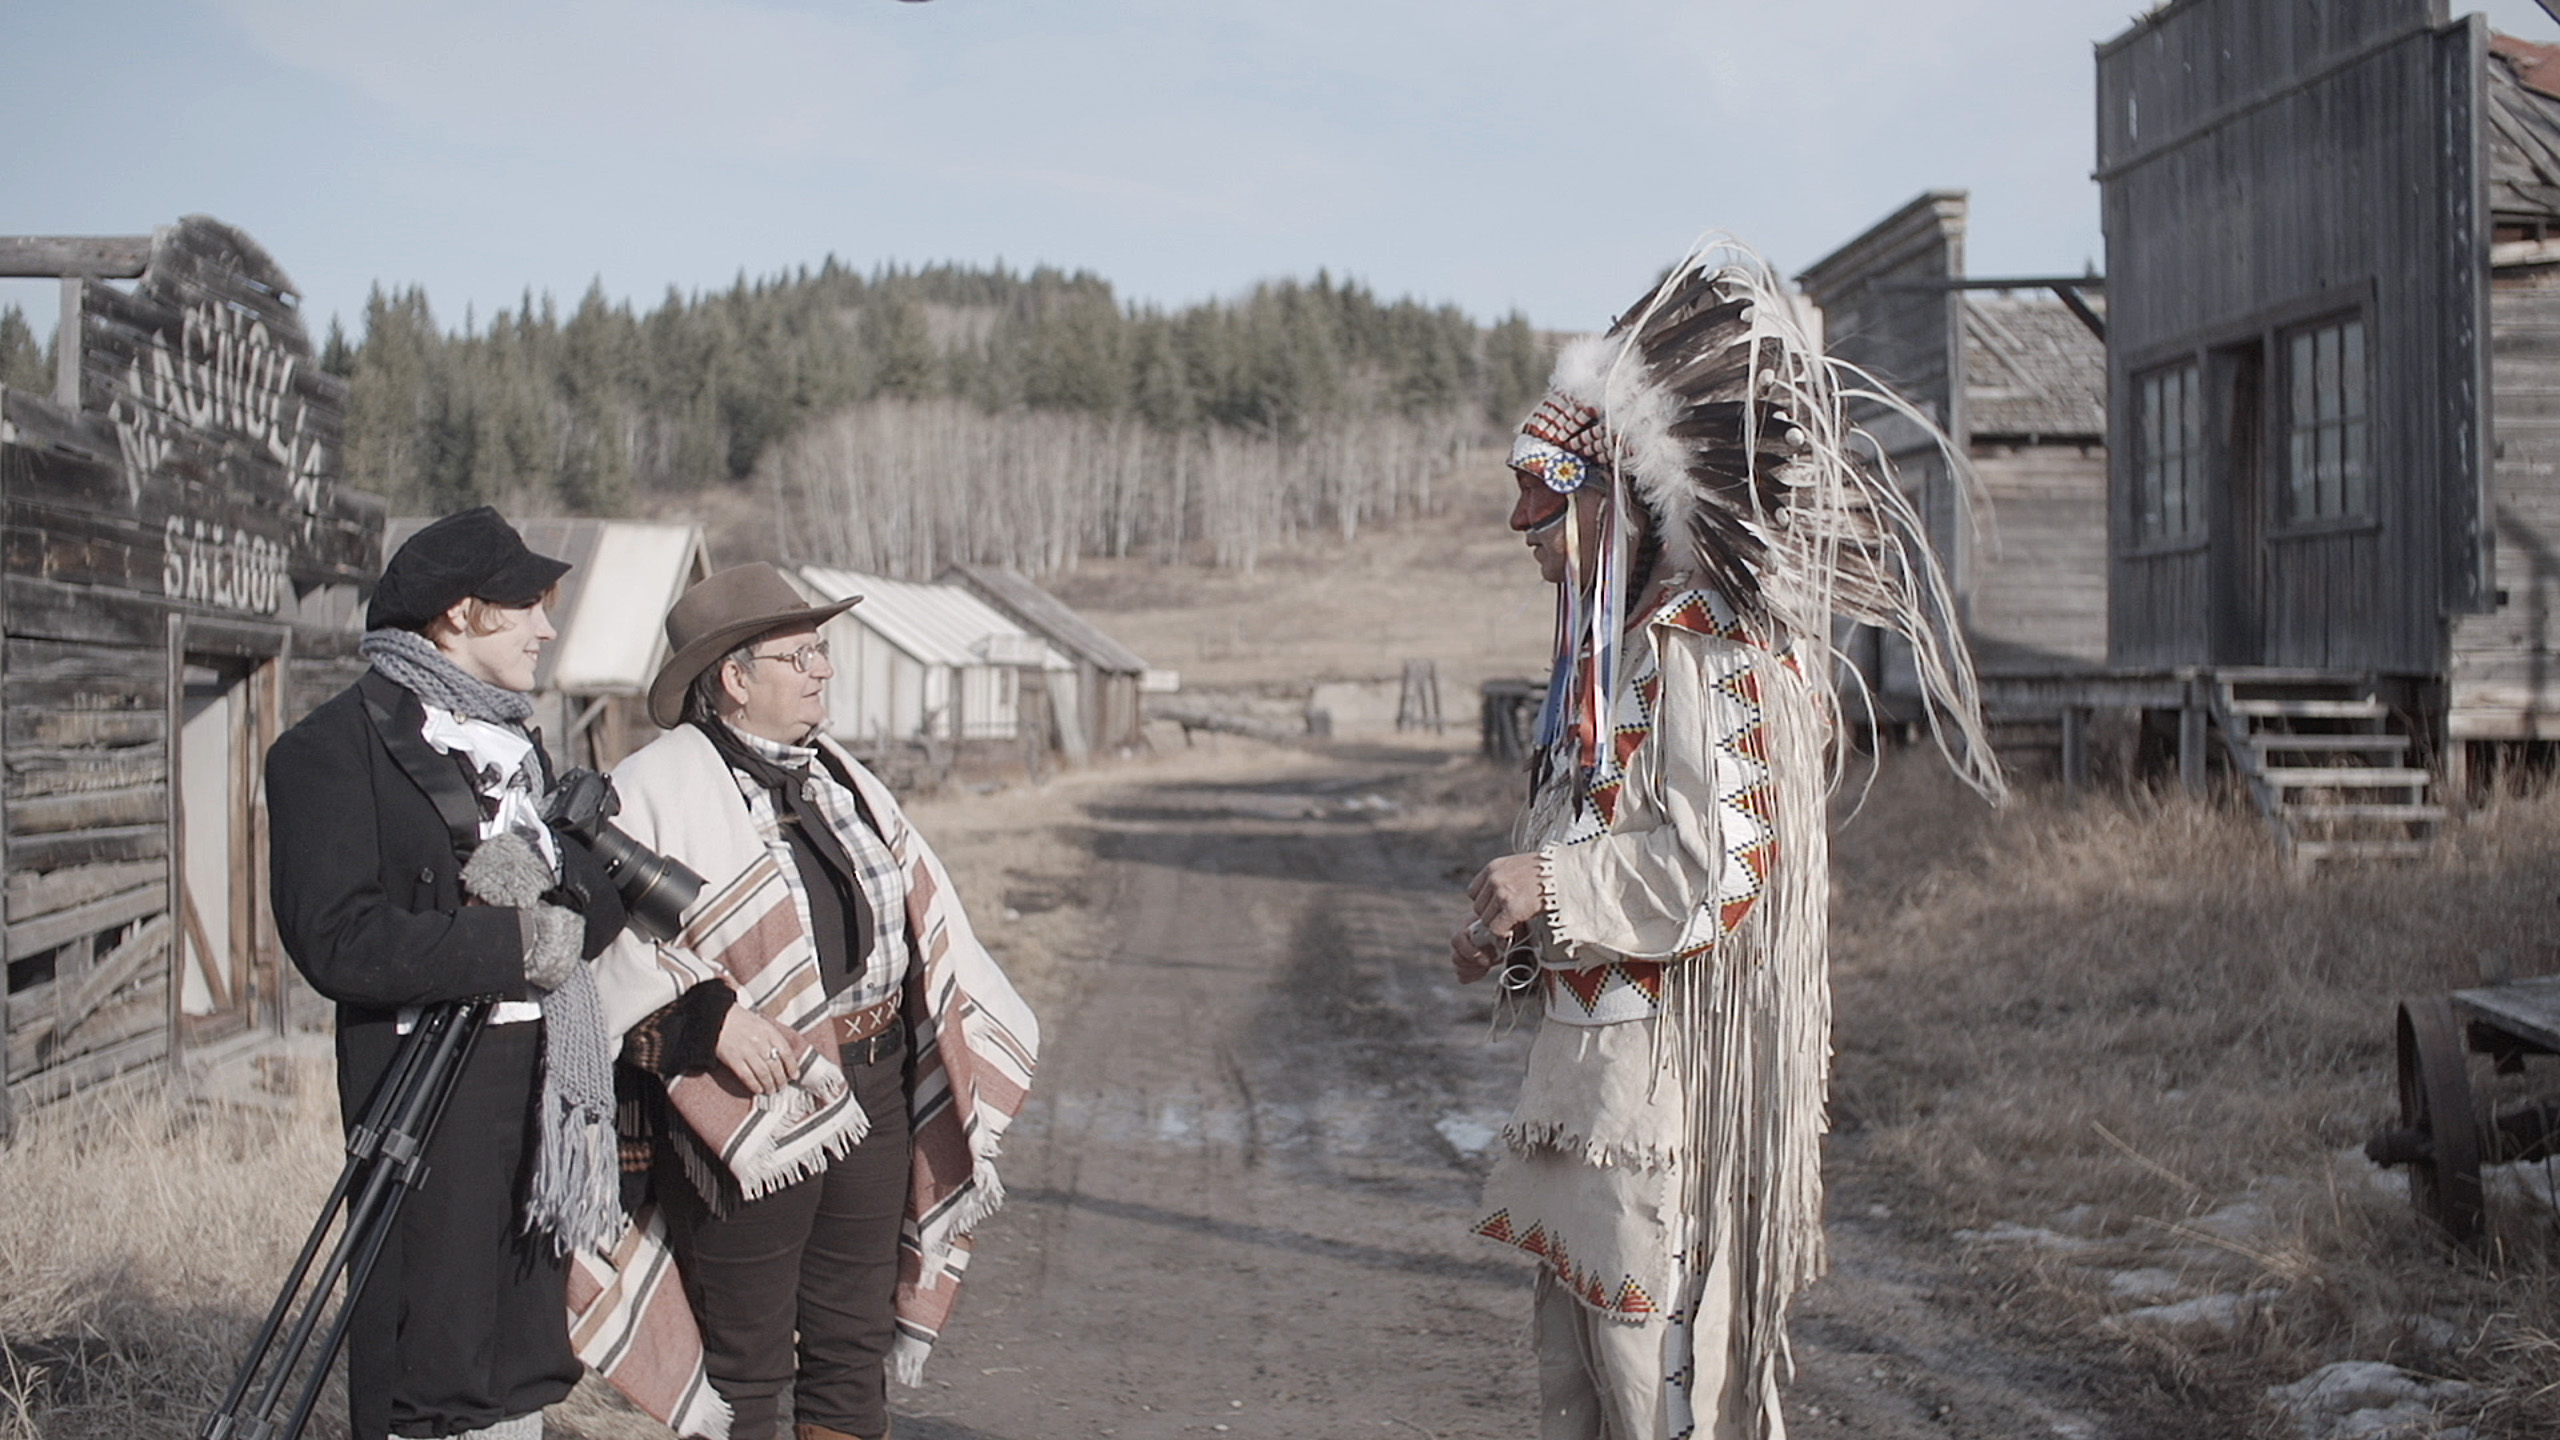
[647,563,859,728]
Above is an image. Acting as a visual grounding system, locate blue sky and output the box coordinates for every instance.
[8,1,2558,341]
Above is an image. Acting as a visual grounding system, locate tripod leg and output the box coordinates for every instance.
[202,1010,453,1440]
[227,1003,489,1440]
[285,999,494,1434]
[281,1002,492,1440]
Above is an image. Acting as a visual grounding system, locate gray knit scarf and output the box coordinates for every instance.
[359,626,536,723]
[360,626,620,1253]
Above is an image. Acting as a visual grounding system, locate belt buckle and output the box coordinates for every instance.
[843,1025,902,1067]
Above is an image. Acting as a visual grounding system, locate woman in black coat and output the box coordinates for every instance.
[266,508,625,1440]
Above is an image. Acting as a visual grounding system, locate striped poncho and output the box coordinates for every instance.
[577,724,1039,1438]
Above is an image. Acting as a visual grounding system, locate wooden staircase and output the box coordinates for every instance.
[2206,674,2444,865]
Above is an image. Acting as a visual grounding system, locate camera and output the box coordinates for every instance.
[545,768,706,943]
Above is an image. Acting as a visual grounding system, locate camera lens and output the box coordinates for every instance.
[588,823,706,943]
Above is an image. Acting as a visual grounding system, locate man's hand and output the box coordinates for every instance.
[1448,918,1500,984]
[714,1005,802,1096]
[1468,852,1546,938]
[1447,852,1545,984]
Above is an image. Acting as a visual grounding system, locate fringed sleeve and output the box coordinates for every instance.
[1540,627,1772,965]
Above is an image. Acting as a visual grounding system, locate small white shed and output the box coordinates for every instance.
[794,567,1057,745]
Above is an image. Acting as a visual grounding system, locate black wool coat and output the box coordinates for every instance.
[265,670,621,1096]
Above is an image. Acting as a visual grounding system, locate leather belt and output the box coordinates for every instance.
[830,998,904,1066]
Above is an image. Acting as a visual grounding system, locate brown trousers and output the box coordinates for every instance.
[657,1044,911,1440]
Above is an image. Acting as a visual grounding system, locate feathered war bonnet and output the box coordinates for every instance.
[1509,238,2003,799]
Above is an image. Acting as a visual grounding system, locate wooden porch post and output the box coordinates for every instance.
[2060,706,2091,791]
[2179,683,2209,796]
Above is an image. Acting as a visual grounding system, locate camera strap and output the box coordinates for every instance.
[360,672,488,865]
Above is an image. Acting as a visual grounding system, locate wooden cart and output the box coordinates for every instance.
[2366,977,2560,1247]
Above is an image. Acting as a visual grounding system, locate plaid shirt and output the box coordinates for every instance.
[729,725,912,1014]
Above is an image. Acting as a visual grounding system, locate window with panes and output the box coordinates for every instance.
[2281,316,2369,524]
[2134,360,2202,543]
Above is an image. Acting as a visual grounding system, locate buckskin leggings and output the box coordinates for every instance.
[656,1045,912,1440]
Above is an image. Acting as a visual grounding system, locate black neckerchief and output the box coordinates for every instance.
[694,719,877,972]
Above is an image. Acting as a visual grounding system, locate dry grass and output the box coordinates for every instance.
[1045,451,1556,706]
[0,1073,347,1440]
[1827,755,2560,1435]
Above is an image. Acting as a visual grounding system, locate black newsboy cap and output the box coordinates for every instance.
[366,506,571,632]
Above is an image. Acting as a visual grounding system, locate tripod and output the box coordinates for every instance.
[201,1000,493,1440]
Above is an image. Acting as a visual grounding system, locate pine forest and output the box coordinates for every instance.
[260,262,1559,577]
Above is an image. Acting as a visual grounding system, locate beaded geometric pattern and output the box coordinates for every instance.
[1519,390,1615,466]
[1540,589,1780,1025]
[1470,1208,1660,1317]
[1509,435,1595,495]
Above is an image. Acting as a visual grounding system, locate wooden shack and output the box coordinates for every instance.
[795,566,1056,749]
[2101,0,2486,680]
[2079,0,2560,854]
[939,563,1150,761]
[1797,193,2110,741]
[0,217,380,1130]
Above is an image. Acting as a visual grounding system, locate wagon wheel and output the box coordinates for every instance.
[2395,995,2486,1247]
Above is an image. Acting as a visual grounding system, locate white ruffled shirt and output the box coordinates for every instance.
[410,704,557,1027]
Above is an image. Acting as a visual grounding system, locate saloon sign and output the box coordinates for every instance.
[77,216,365,616]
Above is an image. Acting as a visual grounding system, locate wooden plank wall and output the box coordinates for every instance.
[1798,193,1967,563]
[2452,270,2560,735]
[1798,193,1967,708]
[1801,195,2112,688]
[2098,0,2486,673]
[0,410,181,1109]
[1967,445,2112,674]
[1,216,380,1124]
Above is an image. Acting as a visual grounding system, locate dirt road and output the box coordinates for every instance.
[890,741,2174,1440]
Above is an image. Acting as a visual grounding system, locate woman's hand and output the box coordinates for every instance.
[713,1006,801,1096]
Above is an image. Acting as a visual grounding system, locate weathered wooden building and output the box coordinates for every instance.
[1797,193,2110,737]
[795,566,1057,750]
[2101,0,2486,679]
[2083,0,2560,852]
[939,563,1151,760]
[0,217,381,1129]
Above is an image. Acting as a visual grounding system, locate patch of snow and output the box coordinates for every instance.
[2049,1203,2103,1236]
[2408,1315,2463,1352]
[2336,1144,2408,1202]
[2482,1158,2560,1213]
[1950,1221,2093,1251]
[2186,1197,2273,1243]
[2265,1360,2472,1440]
[2109,1287,2280,1332]
[1434,1114,1499,1156]
[2104,1267,2184,1300]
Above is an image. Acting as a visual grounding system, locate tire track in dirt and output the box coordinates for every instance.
[891,746,2173,1440]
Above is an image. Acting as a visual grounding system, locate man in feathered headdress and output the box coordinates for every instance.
[1451,240,2004,1440]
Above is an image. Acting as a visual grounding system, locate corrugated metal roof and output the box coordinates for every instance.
[940,564,1149,674]
[797,566,1061,670]
[383,516,707,693]
[1962,295,2106,440]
